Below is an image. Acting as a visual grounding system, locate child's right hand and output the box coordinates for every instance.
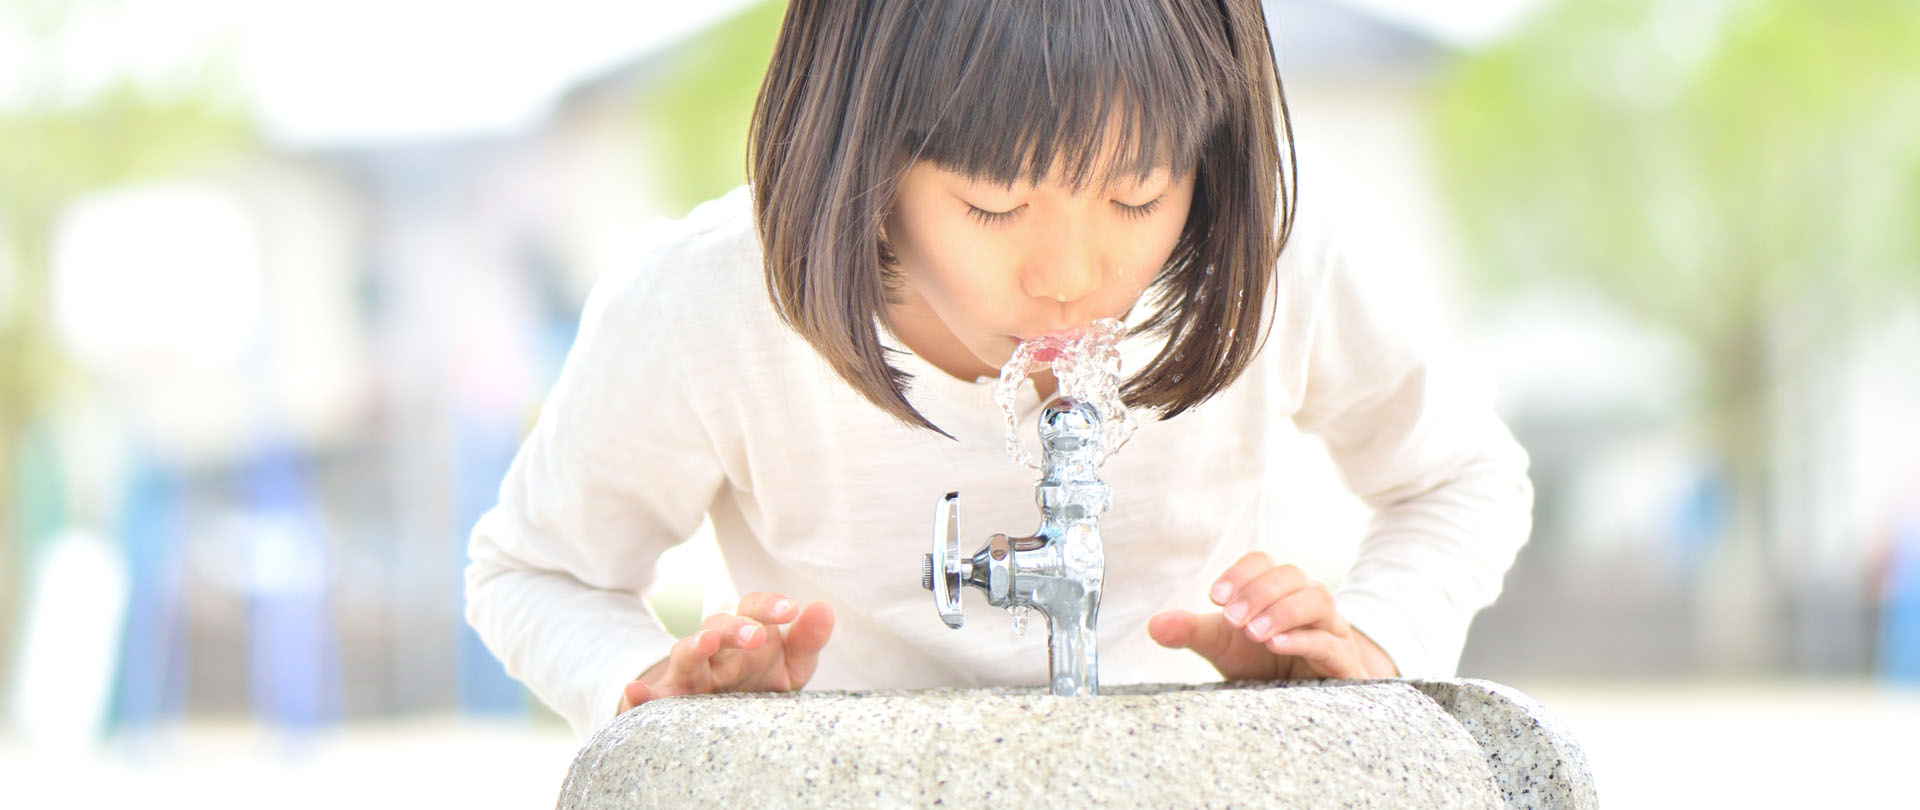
[616,592,835,714]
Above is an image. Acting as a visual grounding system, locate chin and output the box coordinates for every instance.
[980,349,1017,373]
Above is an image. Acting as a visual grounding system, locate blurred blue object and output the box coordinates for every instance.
[110,453,190,733]
[1879,506,1920,682]
[1665,465,1727,584]
[453,410,531,716]
[241,435,340,732]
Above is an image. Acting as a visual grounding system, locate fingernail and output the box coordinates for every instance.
[736,626,756,644]
[1210,581,1233,604]
[773,599,794,617]
[1247,616,1271,637]
[1223,601,1247,625]
[1269,633,1289,649]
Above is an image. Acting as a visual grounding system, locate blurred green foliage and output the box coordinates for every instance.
[1434,0,1920,539]
[0,83,256,410]
[1437,0,1919,331]
[0,5,254,469]
[0,0,256,660]
[627,0,785,216]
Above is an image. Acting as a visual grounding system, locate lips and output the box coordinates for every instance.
[1007,328,1085,365]
[1014,333,1073,360]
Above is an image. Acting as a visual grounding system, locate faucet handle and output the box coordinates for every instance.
[922,491,965,628]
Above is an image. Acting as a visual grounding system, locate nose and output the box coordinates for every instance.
[1020,221,1102,304]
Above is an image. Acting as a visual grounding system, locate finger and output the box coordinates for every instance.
[1209,551,1277,605]
[1148,609,1241,663]
[1146,610,1196,649]
[665,630,720,687]
[621,678,653,712]
[780,602,836,688]
[1221,563,1310,629]
[702,613,769,650]
[1266,629,1367,679]
[1241,581,1341,643]
[736,592,800,625]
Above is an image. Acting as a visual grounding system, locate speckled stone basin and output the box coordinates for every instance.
[556,679,1596,810]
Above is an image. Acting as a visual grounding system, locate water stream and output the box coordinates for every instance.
[992,317,1136,469]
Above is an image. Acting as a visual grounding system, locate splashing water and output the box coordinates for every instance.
[993,317,1136,469]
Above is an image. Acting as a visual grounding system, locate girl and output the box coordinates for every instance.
[466,0,1533,740]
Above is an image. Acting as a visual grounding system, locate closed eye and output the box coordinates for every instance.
[1113,197,1163,221]
[965,198,1161,225]
[966,203,1023,226]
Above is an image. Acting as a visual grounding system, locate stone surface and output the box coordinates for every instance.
[557,680,1509,810]
[1412,680,1601,810]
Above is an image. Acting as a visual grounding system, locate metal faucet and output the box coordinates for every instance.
[921,396,1110,696]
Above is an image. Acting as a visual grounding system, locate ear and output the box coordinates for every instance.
[876,220,897,268]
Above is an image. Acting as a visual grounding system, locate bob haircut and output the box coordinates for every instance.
[750,0,1296,436]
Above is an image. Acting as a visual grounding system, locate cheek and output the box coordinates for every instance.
[903,223,1015,303]
[1142,199,1195,268]
[918,254,988,307]
[1112,211,1189,279]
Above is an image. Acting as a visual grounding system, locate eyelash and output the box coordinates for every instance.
[965,198,1164,226]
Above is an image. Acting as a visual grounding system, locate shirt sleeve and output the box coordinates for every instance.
[1284,190,1534,680]
[463,266,724,739]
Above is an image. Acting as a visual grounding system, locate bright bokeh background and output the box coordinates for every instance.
[2,0,1916,806]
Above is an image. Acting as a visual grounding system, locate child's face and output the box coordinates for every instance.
[883,159,1196,379]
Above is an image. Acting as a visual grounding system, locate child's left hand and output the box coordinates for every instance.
[1147,552,1398,681]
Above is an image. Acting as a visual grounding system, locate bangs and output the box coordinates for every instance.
[890,0,1233,189]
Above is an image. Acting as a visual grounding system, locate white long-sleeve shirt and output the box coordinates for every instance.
[464,180,1533,740]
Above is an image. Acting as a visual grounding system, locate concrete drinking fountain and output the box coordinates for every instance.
[558,678,1596,810]
[556,391,1597,809]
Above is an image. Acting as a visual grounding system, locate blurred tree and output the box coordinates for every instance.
[0,0,256,676]
[1435,0,1919,661]
[626,0,785,217]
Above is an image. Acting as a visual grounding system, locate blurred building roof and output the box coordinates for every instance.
[559,0,1462,119]
[1266,0,1453,80]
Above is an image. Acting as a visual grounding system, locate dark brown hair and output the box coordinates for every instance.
[750,0,1296,435]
